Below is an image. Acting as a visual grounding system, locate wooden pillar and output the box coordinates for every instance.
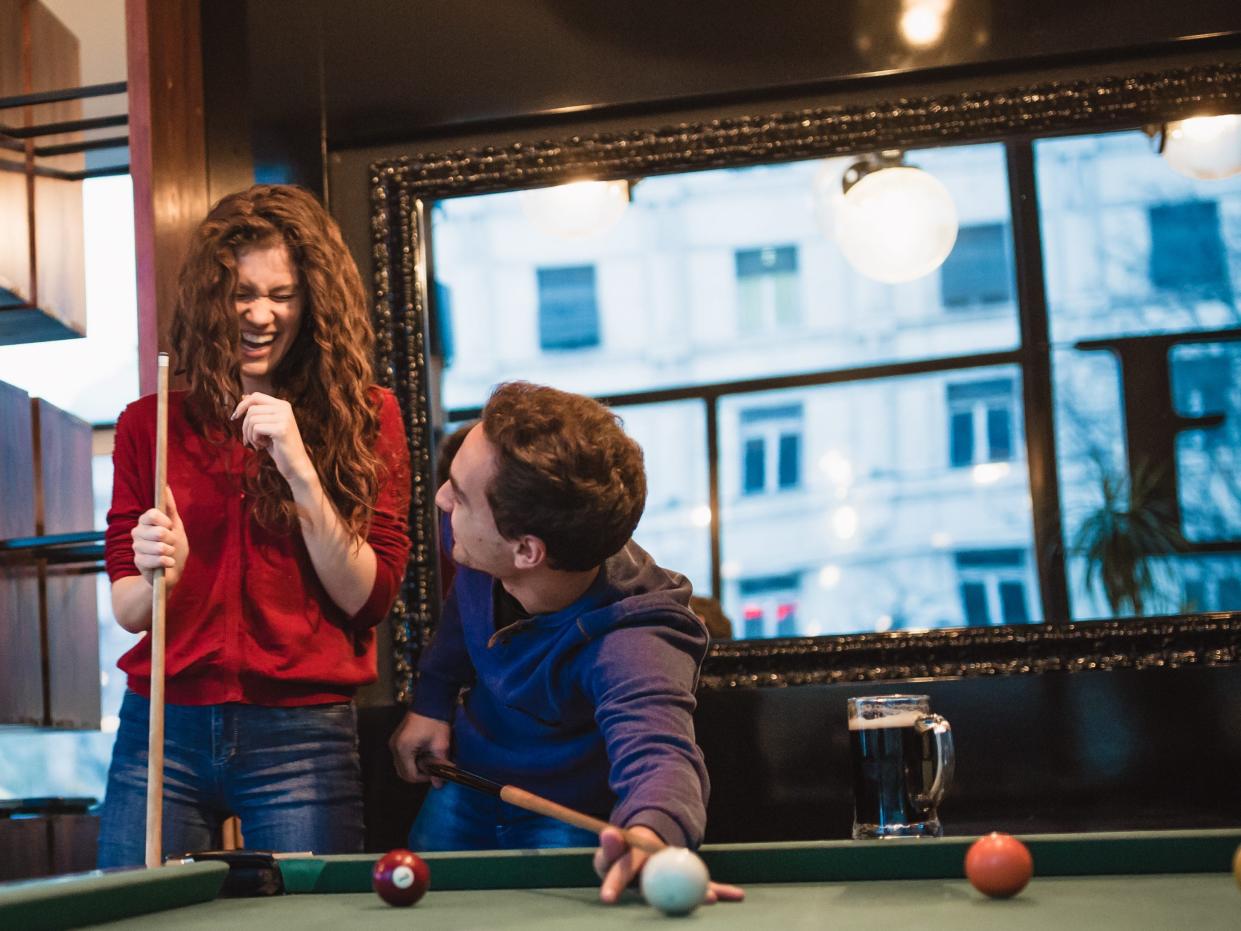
[125,0,209,395]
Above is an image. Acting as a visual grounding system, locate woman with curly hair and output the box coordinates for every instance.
[97,184,411,867]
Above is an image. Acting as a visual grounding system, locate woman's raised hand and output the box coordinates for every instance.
[231,392,315,485]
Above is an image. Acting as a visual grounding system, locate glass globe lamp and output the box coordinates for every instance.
[834,165,958,284]
[1162,115,1241,181]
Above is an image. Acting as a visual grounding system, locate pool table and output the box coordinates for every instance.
[2,829,1238,930]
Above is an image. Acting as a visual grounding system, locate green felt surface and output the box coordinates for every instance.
[4,830,1239,930]
[94,874,1240,930]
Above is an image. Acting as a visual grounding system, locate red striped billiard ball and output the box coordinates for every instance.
[965,832,1033,898]
[372,849,430,907]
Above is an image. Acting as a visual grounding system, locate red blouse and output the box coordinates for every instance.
[105,388,411,706]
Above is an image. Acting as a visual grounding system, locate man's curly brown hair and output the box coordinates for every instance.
[168,184,382,536]
[481,382,646,571]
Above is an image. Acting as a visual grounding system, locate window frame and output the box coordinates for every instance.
[368,58,1241,697]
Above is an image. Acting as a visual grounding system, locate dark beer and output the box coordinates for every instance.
[848,715,939,838]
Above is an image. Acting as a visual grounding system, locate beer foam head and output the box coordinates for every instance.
[848,710,923,730]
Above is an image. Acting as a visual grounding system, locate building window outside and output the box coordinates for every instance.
[1148,201,1233,303]
[940,222,1014,309]
[1170,341,1241,543]
[736,245,800,333]
[537,265,600,351]
[739,573,802,638]
[955,549,1030,626]
[948,378,1017,468]
[1171,342,1234,453]
[739,403,803,495]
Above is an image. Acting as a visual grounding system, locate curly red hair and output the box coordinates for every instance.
[169,184,382,536]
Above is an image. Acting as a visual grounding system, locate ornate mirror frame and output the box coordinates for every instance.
[369,61,1241,702]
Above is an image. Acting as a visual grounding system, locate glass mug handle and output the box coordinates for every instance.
[913,713,955,809]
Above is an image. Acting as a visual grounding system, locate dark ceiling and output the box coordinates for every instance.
[240,0,1241,147]
[207,0,1240,193]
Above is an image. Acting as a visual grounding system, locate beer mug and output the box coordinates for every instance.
[847,694,954,839]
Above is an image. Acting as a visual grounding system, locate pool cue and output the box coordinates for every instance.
[415,752,664,854]
[145,353,170,869]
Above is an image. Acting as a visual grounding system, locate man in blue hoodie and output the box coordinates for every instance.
[390,381,729,903]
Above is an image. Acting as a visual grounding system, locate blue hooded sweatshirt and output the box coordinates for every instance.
[411,538,710,848]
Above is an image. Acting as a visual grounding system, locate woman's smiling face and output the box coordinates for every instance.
[234,243,304,394]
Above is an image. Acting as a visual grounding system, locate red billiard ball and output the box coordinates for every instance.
[372,849,430,907]
[965,832,1033,898]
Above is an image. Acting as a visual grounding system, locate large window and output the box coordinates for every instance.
[428,131,1241,638]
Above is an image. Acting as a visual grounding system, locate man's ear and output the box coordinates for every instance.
[512,534,547,570]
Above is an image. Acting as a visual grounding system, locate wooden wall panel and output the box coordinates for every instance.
[28,0,86,336]
[48,813,98,875]
[33,398,99,729]
[0,818,49,881]
[0,813,95,879]
[0,0,86,341]
[0,0,34,310]
[126,0,209,394]
[0,379,43,726]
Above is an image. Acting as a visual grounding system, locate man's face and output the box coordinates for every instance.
[435,424,517,576]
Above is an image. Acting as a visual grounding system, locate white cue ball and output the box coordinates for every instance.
[640,847,710,916]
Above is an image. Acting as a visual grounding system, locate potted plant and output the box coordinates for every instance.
[1073,462,1188,616]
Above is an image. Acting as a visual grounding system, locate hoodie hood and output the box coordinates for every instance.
[536,541,700,642]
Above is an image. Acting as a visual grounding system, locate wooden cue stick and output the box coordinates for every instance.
[145,353,170,869]
[415,753,664,855]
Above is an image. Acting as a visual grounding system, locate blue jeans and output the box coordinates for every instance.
[409,780,600,851]
[97,691,364,868]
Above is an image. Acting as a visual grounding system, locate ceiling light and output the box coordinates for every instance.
[1160,114,1241,181]
[833,152,958,284]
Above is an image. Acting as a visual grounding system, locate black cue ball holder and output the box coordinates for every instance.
[167,850,305,897]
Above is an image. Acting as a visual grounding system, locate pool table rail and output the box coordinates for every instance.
[0,859,227,931]
[280,828,1241,893]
